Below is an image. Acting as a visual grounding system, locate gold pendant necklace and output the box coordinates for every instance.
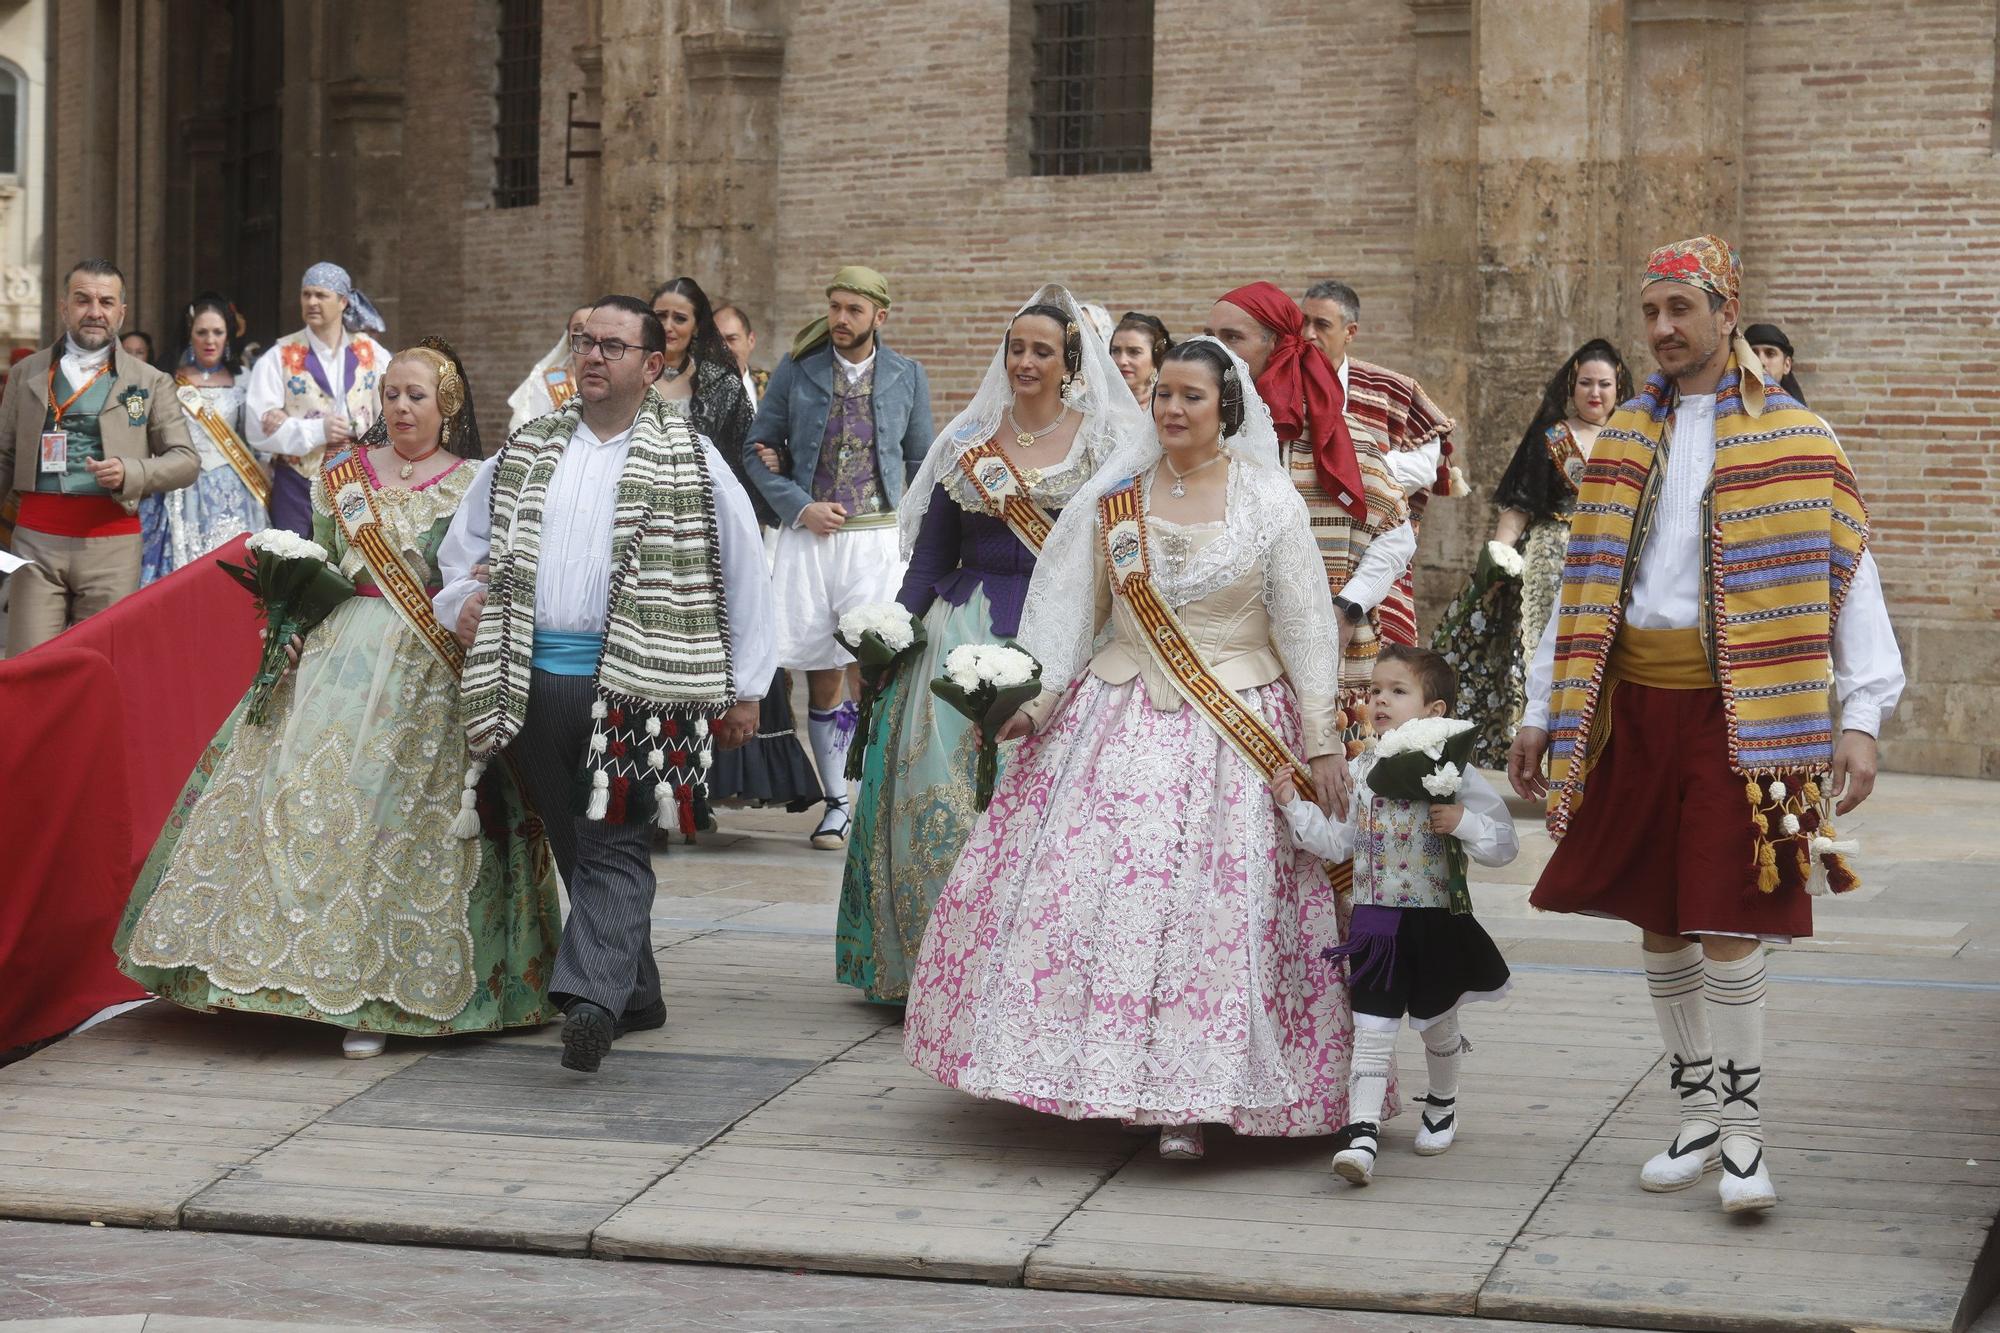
[394,442,441,480]
[1007,404,1067,449]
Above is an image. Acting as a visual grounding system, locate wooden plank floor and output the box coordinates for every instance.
[1479,983,2000,1333]
[177,931,890,1255]
[1024,970,1659,1314]
[6,892,1997,1330]
[593,1029,1140,1282]
[0,1005,416,1227]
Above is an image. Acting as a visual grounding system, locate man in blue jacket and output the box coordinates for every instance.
[747,265,933,850]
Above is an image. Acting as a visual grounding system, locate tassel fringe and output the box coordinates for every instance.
[448,760,487,840]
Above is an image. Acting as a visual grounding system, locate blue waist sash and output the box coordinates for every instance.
[531,629,603,676]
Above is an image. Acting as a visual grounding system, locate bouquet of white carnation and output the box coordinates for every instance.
[218,528,356,725]
[835,602,928,780]
[1368,716,1479,914]
[929,643,1043,810]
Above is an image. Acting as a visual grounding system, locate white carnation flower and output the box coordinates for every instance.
[982,646,1037,689]
[247,528,328,562]
[1486,540,1525,577]
[1421,762,1464,798]
[1376,716,1475,760]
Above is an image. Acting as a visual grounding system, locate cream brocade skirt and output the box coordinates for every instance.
[121,597,489,1024]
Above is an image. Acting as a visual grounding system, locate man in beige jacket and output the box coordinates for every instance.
[1,259,198,655]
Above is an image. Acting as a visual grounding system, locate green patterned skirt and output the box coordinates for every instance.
[835,588,999,1003]
[114,599,562,1036]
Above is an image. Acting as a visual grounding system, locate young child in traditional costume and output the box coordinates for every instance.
[1273,645,1517,1185]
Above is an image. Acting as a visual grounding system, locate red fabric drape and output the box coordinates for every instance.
[1219,282,1365,519]
[0,535,262,1050]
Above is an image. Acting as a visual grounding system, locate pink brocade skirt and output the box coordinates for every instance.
[902,675,1387,1136]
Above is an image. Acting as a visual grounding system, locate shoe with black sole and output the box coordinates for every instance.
[560,1001,616,1072]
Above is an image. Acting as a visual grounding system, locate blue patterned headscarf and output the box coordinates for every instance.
[300,261,386,335]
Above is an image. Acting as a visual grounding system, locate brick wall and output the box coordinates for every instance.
[391,0,592,440]
[1742,0,2000,776]
[768,0,1423,410]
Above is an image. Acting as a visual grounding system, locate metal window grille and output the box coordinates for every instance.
[493,0,542,208]
[1028,0,1152,176]
[0,68,17,175]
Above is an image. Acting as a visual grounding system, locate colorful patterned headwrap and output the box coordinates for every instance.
[1641,234,1740,303]
[299,261,387,335]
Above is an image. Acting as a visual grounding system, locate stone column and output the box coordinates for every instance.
[678,0,784,329]
[1407,0,1479,610]
[593,0,683,293]
[1621,0,1746,283]
[1472,0,1629,479]
[275,1,405,325]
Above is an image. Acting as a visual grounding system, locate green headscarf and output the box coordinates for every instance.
[790,265,892,360]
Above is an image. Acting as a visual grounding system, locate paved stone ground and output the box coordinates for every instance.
[2,768,1997,1332]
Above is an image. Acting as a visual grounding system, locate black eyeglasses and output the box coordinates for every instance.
[571,334,639,361]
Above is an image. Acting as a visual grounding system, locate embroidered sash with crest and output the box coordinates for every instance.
[1542,421,1586,494]
[1097,478,1315,801]
[543,366,576,411]
[176,381,272,507]
[323,451,465,674]
[955,437,1055,553]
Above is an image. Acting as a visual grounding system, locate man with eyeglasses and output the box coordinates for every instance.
[434,295,775,1073]
[745,265,933,852]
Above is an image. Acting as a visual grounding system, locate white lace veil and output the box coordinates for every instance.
[1017,336,1282,691]
[898,283,1148,558]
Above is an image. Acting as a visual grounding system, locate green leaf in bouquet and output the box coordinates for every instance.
[980,677,1043,731]
[928,675,979,721]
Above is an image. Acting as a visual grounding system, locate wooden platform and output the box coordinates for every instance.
[7,773,2000,1333]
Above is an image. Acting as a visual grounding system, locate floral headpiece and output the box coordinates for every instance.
[1642,234,1740,302]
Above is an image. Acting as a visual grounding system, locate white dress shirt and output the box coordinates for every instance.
[1282,764,1519,868]
[834,347,875,384]
[1521,395,1904,736]
[244,328,354,458]
[59,335,112,389]
[1335,518,1416,613]
[739,367,759,410]
[432,412,776,701]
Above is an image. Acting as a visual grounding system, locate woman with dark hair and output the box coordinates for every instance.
[1109,310,1172,404]
[1431,339,1633,765]
[650,275,822,818]
[905,336,1365,1162]
[117,337,562,1060]
[138,293,267,583]
[1744,322,1807,404]
[834,284,1143,1003]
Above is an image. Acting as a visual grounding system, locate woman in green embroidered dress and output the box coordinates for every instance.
[1431,340,1630,767]
[834,286,1145,1003]
[115,339,561,1059]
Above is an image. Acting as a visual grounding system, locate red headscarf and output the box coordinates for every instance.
[1218,282,1363,519]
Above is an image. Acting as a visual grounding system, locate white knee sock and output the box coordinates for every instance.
[1349,1023,1396,1127]
[1704,949,1767,1152]
[1646,941,1719,1135]
[1422,1010,1467,1103]
[808,706,850,809]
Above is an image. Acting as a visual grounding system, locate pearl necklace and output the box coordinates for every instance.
[1162,449,1225,498]
[1007,404,1068,449]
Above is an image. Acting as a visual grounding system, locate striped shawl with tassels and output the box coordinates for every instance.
[1545,347,1869,895]
[457,389,734,830]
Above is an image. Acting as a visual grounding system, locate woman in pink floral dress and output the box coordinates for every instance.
[902,339,1379,1160]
